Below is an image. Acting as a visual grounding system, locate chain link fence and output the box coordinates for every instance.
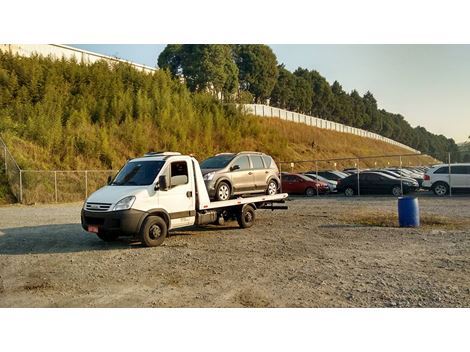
[1,134,117,203]
[19,170,117,204]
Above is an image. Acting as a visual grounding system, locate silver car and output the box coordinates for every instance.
[200,152,280,201]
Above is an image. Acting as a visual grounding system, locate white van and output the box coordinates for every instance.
[422,163,470,196]
[81,152,288,246]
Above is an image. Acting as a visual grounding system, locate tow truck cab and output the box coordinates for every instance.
[81,152,288,246]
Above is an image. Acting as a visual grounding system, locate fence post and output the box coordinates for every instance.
[19,170,23,203]
[448,153,452,197]
[54,171,58,203]
[85,170,88,198]
[356,159,360,197]
[315,161,319,196]
[399,155,403,196]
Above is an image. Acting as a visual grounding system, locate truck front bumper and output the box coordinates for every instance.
[81,208,146,236]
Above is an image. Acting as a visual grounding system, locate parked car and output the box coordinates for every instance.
[337,171,419,196]
[313,170,349,182]
[200,152,280,201]
[281,173,329,196]
[422,163,470,196]
[386,168,424,187]
[303,173,338,192]
[370,169,419,187]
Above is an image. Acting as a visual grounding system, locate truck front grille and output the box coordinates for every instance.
[85,202,112,212]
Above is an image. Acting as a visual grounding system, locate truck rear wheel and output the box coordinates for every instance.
[237,205,255,228]
[140,216,168,247]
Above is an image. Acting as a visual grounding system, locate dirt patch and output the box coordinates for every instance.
[0,196,469,307]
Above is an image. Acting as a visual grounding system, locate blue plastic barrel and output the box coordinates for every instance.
[398,197,420,227]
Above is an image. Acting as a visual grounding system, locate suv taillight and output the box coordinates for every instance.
[424,175,430,181]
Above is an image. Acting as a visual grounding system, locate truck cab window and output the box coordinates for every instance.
[170,161,189,186]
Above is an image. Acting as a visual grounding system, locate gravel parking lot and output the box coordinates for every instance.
[0,195,469,307]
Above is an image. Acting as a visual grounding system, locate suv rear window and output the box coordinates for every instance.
[262,156,273,168]
[251,155,264,169]
[434,167,449,174]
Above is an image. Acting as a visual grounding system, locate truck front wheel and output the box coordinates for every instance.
[140,216,168,247]
[237,205,255,228]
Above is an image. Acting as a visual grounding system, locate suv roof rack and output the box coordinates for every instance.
[144,151,181,157]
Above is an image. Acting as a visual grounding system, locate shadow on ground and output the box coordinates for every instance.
[0,223,241,255]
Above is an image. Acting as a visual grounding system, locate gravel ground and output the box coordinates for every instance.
[0,195,469,307]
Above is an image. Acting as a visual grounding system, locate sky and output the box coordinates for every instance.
[71,44,470,143]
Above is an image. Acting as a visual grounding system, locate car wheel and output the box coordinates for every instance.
[266,180,278,195]
[433,182,449,196]
[392,185,402,197]
[344,187,355,197]
[305,187,315,197]
[97,232,119,242]
[140,216,168,247]
[237,205,255,228]
[216,181,231,201]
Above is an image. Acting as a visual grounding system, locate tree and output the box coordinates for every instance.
[270,65,295,109]
[234,45,278,103]
[294,68,334,119]
[157,45,238,99]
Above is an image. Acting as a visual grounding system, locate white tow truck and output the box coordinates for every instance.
[81,152,288,247]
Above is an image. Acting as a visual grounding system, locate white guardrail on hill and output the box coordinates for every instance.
[241,104,420,153]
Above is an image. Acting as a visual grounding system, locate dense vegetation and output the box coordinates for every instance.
[158,45,461,162]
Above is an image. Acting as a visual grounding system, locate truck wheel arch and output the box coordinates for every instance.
[144,209,171,229]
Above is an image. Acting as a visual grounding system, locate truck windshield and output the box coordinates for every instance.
[111,160,165,186]
[200,154,235,169]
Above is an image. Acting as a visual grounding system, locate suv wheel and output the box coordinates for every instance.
[266,180,278,195]
[392,185,402,197]
[344,187,355,197]
[216,181,231,201]
[433,182,449,196]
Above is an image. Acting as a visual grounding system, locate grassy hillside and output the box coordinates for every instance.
[0,52,434,202]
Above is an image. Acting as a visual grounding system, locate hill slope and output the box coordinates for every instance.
[0,52,434,202]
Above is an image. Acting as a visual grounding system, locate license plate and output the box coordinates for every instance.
[88,225,99,233]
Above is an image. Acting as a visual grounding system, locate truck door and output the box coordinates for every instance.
[158,159,195,228]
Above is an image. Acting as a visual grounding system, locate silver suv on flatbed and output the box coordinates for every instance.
[200,152,280,201]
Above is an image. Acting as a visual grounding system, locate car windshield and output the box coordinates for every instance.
[111,160,165,186]
[200,154,235,169]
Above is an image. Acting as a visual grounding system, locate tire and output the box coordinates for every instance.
[216,181,231,201]
[344,187,355,197]
[433,182,449,197]
[237,205,255,228]
[392,185,402,197]
[305,187,315,197]
[139,216,168,247]
[97,232,119,242]
[266,179,278,195]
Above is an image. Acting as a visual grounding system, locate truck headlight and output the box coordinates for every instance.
[203,172,215,181]
[113,196,135,211]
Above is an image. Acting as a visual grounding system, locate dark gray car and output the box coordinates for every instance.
[200,152,280,201]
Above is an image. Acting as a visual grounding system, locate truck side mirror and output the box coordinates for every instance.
[231,165,240,171]
[158,175,168,191]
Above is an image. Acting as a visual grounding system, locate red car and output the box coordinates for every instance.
[281,173,329,196]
